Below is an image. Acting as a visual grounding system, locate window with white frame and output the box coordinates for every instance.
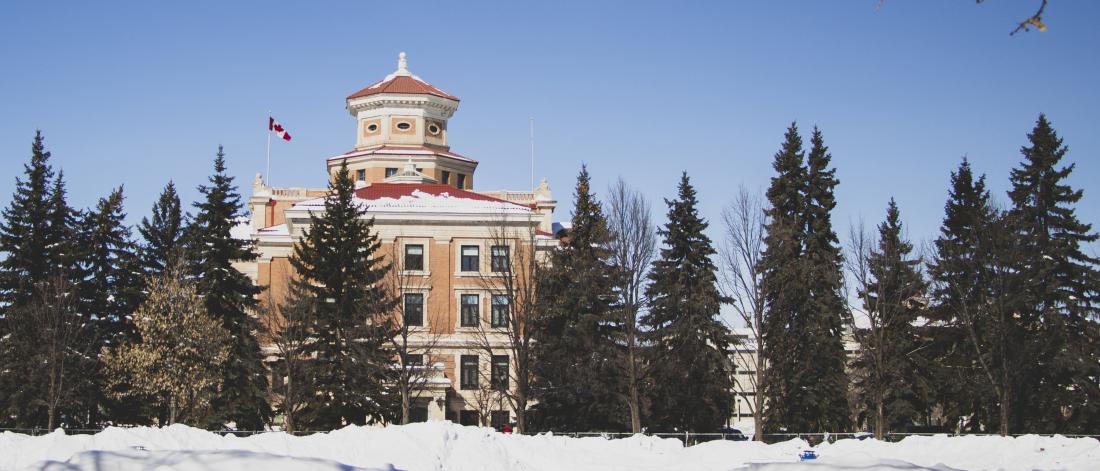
[461,245,479,272]
[403,293,424,327]
[491,295,510,328]
[460,294,479,327]
[404,244,424,271]
[490,245,510,272]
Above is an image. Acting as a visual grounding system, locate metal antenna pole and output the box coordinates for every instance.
[529,117,535,190]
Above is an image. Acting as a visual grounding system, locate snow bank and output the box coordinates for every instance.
[2,421,1098,471]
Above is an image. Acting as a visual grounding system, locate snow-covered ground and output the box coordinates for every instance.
[2,421,1098,470]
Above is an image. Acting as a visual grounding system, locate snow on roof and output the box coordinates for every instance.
[294,183,533,215]
[347,52,459,102]
[327,145,476,164]
[257,224,289,236]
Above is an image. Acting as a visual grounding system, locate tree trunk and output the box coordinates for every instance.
[400,381,410,425]
[515,395,526,433]
[1000,369,1010,436]
[284,365,295,432]
[169,395,178,425]
[627,323,642,433]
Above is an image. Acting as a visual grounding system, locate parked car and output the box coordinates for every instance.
[718,427,749,441]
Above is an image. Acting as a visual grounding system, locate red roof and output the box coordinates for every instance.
[328,145,477,164]
[354,183,528,207]
[347,75,459,102]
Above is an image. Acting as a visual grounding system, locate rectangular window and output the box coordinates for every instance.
[490,411,509,431]
[491,355,509,390]
[491,295,510,328]
[385,167,398,178]
[460,294,480,327]
[441,170,451,185]
[461,245,479,272]
[404,244,424,271]
[460,355,478,390]
[403,353,424,367]
[409,402,429,423]
[403,293,424,327]
[490,245,510,272]
[356,169,366,181]
[456,173,466,189]
[459,410,479,426]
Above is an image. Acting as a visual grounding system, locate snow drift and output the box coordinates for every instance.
[2,421,1098,470]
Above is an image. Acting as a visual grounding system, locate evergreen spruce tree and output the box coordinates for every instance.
[80,187,143,347]
[290,163,397,428]
[641,172,732,432]
[926,158,1008,432]
[78,187,149,424]
[530,166,627,431]
[0,131,56,307]
[760,123,809,435]
[761,124,852,434]
[1006,114,1100,433]
[852,199,929,435]
[186,147,271,429]
[799,128,853,432]
[0,131,62,427]
[138,181,184,275]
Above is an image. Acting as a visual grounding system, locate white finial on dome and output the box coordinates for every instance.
[395,52,411,76]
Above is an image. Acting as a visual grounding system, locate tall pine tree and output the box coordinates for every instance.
[799,127,853,432]
[927,158,1013,433]
[761,124,851,434]
[290,163,397,428]
[0,132,83,427]
[852,199,929,436]
[530,166,627,432]
[1006,114,1100,433]
[80,187,143,347]
[186,147,271,429]
[641,172,732,432]
[138,181,184,275]
[760,124,808,435]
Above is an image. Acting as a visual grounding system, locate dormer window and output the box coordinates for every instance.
[356,169,366,181]
[441,171,450,185]
[385,168,398,178]
[456,174,466,189]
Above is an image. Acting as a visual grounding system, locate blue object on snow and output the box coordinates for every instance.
[799,450,818,461]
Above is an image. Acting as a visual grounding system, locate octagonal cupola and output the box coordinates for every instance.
[346,52,459,150]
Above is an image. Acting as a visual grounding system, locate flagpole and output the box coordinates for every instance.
[265,111,272,185]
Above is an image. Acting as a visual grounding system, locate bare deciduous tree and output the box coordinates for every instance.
[104,263,230,425]
[22,271,94,430]
[605,177,656,433]
[257,272,311,432]
[384,243,444,425]
[468,213,545,433]
[718,185,767,440]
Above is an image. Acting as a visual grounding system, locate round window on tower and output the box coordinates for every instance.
[428,123,441,136]
[396,122,411,130]
[366,123,379,132]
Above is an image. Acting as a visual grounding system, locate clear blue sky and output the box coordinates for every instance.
[1,1,1097,255]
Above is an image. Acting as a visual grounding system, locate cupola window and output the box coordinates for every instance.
[428,123,441,135]
[396,122,411,130]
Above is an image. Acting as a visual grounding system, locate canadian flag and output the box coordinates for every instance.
[269,117,292,141]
